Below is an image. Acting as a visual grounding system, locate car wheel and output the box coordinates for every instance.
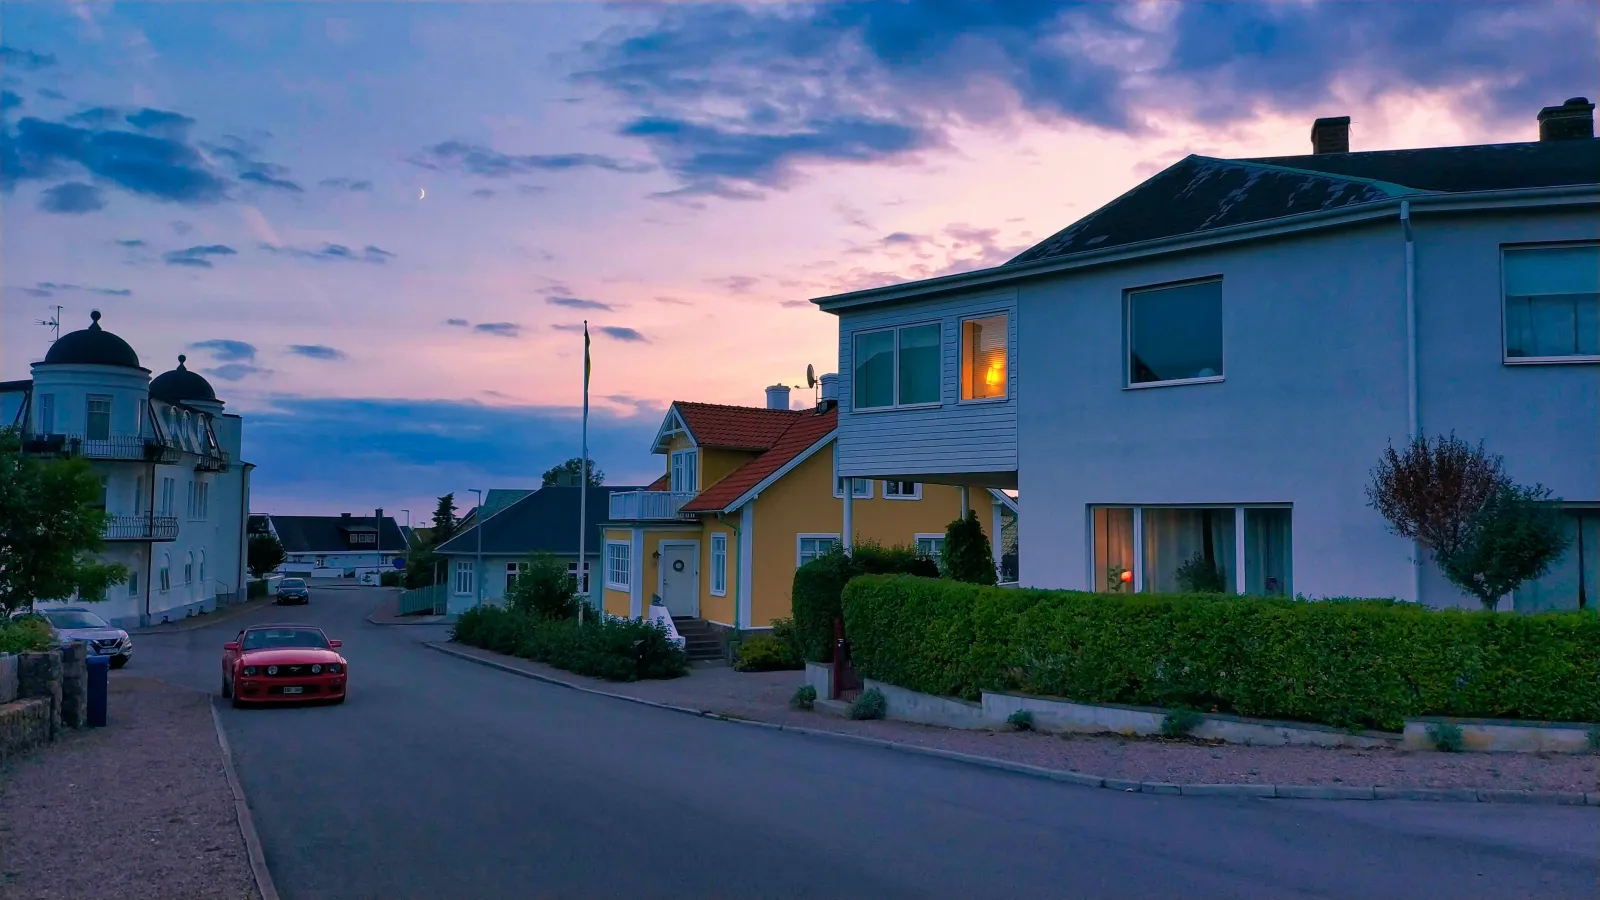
[221,675,233,699]
[110,655,128,669]
[329,693,345,705]
[231,692,246,709]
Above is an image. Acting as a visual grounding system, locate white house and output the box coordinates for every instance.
[251,512,406,579]
[2,310,254,627]
[815,98,1599,611]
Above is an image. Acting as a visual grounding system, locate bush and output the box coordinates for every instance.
[246,579,268,599]
[0,616,56,654]
[733,634,803,672]
[1161,708,1204,738]
[840,575,1600,732]
[790,684,817,710]
[1007,709,1034,731]
[791,542,938,663]
[849,687,886,720]
[452,605,688,681]
[941,511,998,585]
[1426,722,1465,753]
[770,617,805,664]
[379,570,402,587]
[504,554,579,620]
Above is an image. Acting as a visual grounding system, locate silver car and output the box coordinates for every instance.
[10,607,133,668]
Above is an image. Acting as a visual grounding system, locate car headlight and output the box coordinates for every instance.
[310,664,322,674]
[243,666,258,676]
[267,665,278,675]
[328,663,342,674]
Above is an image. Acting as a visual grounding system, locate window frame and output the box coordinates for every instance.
[850,320,944,412]
[159,553,171,592]
[831,444,873,499]
[958,311,1011,404]
[452,560,475,596]
[1123,276,1226,390]
[709,533,728,597]
[669,448,700,493]
[1088,503,1292,595]
[85,394,112,441]
[914,533,945,560]
[38,393,55,434]
[1500,241,1600,366]
[883,480,922,500]
[567,561,591,594]
[506,561,528,591]
[796,533,841,568]
[605,541,632,591]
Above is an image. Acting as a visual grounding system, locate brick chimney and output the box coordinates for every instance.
[1310,116,1350,154]
[1538,97,1595,141]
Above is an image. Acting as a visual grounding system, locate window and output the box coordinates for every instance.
[567,561,591,594]
[832,445,872,498]
[1503,244,1599,361]
[670,449,699,493]
[1514,508,1597,612]
[914,534,945,562]
[453,560,475,596]
[159,553,171,592]
[159,477,176,516]
[352,532,375,545]
[198,550,205,585]
[797,534,840,567]
[86,394,112,441]
[199,483,209,519]
[960,313,1008,400]
[1126,279,1224,386]
[605,542,631,590]
[852,323,941,409]
[187,482,196,519]
[506,561,528,591]
[38,394,55,434]
[710,533,728,596]
[1092,505,1291,595]
[184,551,194,585]
[128,571,138,597]
[883,481,921,500]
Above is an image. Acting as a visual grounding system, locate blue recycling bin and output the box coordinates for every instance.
[86,655,109,728]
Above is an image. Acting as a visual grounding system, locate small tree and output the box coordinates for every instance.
[1368,432,1569,610]
[247,534,287,579]
[941,511,998,586]
[542,457,605,487]
[403,534,440,589]
[431,494,459,546]
[0,429,127,614]
[505,553,579,620]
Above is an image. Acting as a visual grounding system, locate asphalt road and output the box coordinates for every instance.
[133,584,1598,900]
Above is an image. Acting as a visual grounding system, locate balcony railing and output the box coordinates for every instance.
[103,515,180,542]
[195,449,230,472]
[608,490,698,521]
[22,433,181,465]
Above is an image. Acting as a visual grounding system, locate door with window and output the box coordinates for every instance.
[659,543,699,617]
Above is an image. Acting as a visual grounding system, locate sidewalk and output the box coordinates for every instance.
[0,677,261,900]
[431,641,1599,796]
[131,597,275,635]
[365,593,451,626]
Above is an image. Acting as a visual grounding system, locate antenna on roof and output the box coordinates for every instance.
[36,305,63,343]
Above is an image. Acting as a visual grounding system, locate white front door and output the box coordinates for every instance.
[659,543,699,618]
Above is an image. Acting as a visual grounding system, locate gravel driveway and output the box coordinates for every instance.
[0,676,260,900]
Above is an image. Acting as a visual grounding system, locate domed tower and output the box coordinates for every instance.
[151,354,223,415]
[28,310,152,447]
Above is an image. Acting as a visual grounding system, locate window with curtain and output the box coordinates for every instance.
[852,323,941,408]
[1514,508,1597,612]
[1127,280,1224,385]
[710,533,727,596]
[1503,244,1599,360]
[606,543,631,589]
[1141,507,1236,593]
[86,395,112,441]
[961,313,1008,400]
[1090,505,1293,595]
[1093,507,1136,591]
[1243,508,1293,595]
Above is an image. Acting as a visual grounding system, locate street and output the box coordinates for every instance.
[135,584,1598,900]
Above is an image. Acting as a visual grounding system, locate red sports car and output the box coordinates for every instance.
[221,624,348,707]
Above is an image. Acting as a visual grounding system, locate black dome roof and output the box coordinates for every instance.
[42,311,141,369]
[150,355,217,403]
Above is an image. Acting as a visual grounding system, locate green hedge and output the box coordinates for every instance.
[840,576,1600,731]
[451,605,688,682]
[247,579,268,599]
[0,616,56,654]
[792,543,939,663]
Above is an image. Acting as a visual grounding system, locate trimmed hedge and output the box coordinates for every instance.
[792,543,938,663]
[840,576,1600,731]
[452,606,688,682]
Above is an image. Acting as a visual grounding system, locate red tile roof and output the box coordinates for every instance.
[674,401,802,451]
[645,472,671,492]
[682,407,837,513]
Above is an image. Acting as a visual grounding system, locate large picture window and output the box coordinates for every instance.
[853,323,941,409]
[1126,280,1224,386]
[605,542,631,590]
[960,313,1008,400]
[1092,505,1291,595]
[1503,244,1599,361]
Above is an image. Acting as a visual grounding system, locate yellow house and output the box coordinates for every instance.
[601,386,998,638]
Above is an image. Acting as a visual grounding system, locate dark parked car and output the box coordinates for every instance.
[275,577,311,605]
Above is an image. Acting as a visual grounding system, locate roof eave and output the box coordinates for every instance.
[709,428,838,515]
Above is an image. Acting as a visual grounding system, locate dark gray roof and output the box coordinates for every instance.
[435,485,646,557]
[265,515,407,553]
[1009,137,1600,266]
[41,311,142,370]
[0,379,31,394]
[150,355,217,403]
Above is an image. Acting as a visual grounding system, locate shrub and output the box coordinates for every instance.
[379,570,402,587]
[770,617,805,664]
[1161,708,1204,738]
[839,575,1600,732]
[452,605,688,681]
[941,512,998,585]
[734,634,803,672]
[246,579,268,599]
[849,687,886,720]
[504,554,579,620]
[1007,709,1034,731]
[0,616,56,654]
[1427,722,1466,753]
[791,542,936,663]
[790,684,817,711]
[1587,727,1600,754]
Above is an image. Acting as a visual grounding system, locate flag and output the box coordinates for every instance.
[583,321,591,389]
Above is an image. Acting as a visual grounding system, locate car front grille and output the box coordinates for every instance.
[265,664,325,677]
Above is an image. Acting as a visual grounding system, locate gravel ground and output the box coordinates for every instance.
[0,676,260,900]
[438,642,1600,793]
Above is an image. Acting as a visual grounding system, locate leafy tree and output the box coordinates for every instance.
[0,429,128,614]
[431,493,459,546]
[941,511,998,586]
[247,534,286,579]
[542,457,605,487]
[1368,432,1570,610]
[403,533,445,589]
[504,553,579,620]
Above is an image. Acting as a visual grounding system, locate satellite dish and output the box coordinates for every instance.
[806,364,817,389]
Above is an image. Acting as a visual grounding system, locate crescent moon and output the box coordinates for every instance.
[418,188,426,200]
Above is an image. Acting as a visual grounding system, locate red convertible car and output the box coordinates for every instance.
[220,624,348,707]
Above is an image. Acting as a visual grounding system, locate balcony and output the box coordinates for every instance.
[103,515,180,542]
[608,490,697,521]
[195,449,230,472]
[22,433,181,465]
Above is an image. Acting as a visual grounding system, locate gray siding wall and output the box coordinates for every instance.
[835,288,1018,483]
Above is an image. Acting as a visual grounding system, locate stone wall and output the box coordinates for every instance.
[59,642,88,730]
[17,650,64,741]
[0,653,17,704]
[0,697,53,764]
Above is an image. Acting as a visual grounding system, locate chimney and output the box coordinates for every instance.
[1310,116,1350,154]
[765,384,791,410]
[340,512,351,519]
[1538,97,1594,141]
[818,373,839,411]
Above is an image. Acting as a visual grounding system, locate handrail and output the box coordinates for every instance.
[608,490,697,520]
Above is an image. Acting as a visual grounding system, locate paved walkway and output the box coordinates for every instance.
[364,592,450,626]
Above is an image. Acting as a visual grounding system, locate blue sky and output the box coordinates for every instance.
[4,1,1595,522]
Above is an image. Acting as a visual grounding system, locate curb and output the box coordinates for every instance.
[421,642,1600,808]
[210,701,281,900]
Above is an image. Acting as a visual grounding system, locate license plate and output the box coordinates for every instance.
[282,686,304,695]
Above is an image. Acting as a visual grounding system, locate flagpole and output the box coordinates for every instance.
[578,320,590,625]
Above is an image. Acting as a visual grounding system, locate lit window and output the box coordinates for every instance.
[960,314,1008,400]
[710,533,728,596]
[1091,506,1292,595]
[1127,280,1224,386]
[1503,244,1599,361]
[797,535,839,568]
[852,323,941,409]
[606,543,631,590]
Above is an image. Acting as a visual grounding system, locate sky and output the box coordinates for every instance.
[3,0,1595,523]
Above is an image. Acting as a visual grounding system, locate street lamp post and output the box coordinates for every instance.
[469,488,483,608]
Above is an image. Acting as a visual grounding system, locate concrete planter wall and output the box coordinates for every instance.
[1403,718,1600,753]
[804,662,832,700]
[863,679,989,729]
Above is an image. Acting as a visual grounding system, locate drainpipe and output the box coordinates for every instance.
[1402,200,1422,605]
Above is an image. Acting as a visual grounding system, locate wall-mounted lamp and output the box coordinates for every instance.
[652,550,662,561]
